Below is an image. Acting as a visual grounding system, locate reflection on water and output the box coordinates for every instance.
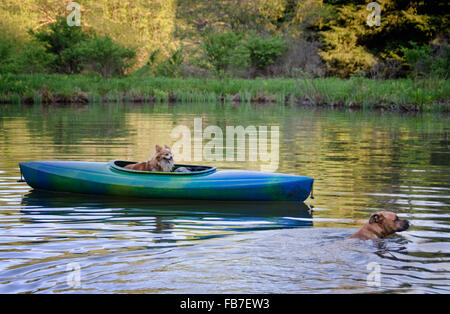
[21,191,313,234]
[0,102,449,293]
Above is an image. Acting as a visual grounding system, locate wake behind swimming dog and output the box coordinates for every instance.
[125,144,174,172]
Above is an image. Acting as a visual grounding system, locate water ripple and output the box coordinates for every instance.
[0,104,449,293]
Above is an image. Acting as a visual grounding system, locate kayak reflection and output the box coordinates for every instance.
[20,191,313,233]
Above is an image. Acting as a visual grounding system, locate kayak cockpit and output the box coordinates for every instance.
[109,160,217,175]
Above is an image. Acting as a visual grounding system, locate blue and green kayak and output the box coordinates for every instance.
[19,160,314,202]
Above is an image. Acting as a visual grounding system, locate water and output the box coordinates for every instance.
[0,102,449,293]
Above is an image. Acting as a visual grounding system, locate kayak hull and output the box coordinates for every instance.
[19,161,314,202]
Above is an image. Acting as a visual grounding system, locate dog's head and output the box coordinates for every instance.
[369,211,410,237]
[152,144,174,171]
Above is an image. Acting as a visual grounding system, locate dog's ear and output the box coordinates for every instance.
[164,144,170,150]
[369,213,384,224]
[155,145,162,152]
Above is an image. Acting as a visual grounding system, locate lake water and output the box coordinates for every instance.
[0,102,449,294]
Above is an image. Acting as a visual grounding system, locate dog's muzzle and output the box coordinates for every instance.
[398,220,410,232]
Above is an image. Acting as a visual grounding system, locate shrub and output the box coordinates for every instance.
[0,38,55,74]
[30,17,92,73]
[202,31,249,75]
[401,42,433,77]
[0,38,17,74]
[401,41,449,79]
[70,36,136,77]
[15,41,57,74]
[244,32,286,72]
[430,42,449,79]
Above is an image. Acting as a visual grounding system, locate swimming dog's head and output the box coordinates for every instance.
[369,211,410,235]
[151,144,174,172]
[349,211,410,240]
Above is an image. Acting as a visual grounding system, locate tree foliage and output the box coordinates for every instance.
[30,17,92,73]
[245,32,287,71]
[0,0,448,78]
[202,31,249,75]
[317,0,450,76]
[69,36,136,77]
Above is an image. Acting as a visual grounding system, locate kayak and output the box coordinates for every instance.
[18,160,314,202]
[19,160,314,202]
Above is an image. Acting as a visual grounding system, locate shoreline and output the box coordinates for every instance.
[1,74,449,112]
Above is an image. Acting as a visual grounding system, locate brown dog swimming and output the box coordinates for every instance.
[349,211,410,240]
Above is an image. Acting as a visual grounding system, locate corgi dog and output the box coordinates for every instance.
[125,144,174,172]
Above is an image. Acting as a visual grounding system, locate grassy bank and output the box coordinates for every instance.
[0,74,449,111]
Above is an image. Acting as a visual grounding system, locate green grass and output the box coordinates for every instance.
[0,74,449,111]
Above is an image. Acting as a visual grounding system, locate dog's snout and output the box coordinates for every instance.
[163,154,173,162]
[398,219,410,231]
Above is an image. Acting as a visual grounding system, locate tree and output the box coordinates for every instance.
[316,0,450,76]
[69,35,136,77]
[202,31,249,75]
[30,17,92,73]
[244,32,287,71]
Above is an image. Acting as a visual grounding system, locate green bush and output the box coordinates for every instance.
[202,31,249,75]
[70,36,136,77]
[30,17,92,73]
[430,44,450,79]
[30,17,136,77]
[0,38,55,74]
[15,41,57,74]
[401,42,433,77]
[201,30,288,77]
[244,32,286,71]
[401,41,449,79]
[0,38,17,74]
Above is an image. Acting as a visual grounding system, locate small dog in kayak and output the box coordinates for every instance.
[125,144,174,172]
[349,211,410,240]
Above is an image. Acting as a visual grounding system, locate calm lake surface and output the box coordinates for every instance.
[0,102,449,294]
